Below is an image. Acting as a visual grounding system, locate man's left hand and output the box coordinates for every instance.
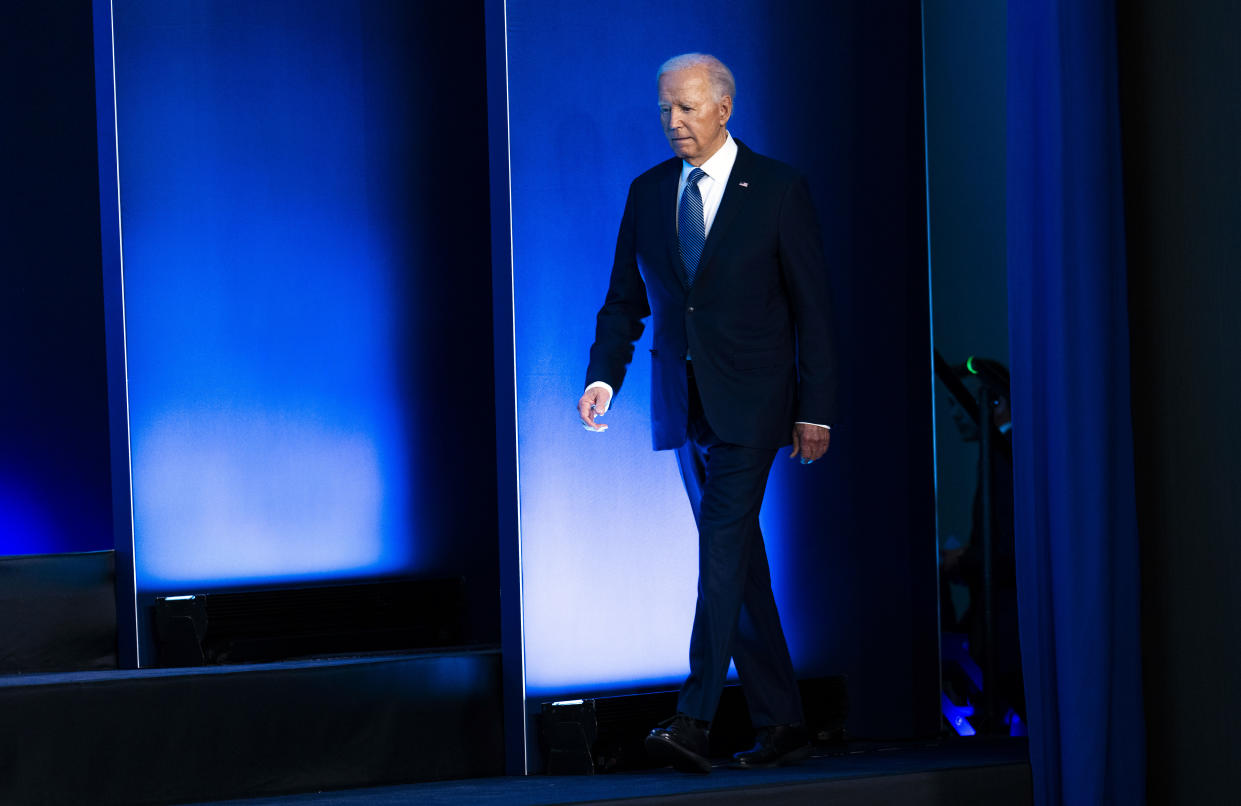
[789,423,830,464]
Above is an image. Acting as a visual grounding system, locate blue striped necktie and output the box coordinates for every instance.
[678,167,707,286]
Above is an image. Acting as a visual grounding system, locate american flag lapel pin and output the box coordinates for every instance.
[738,181,749,187]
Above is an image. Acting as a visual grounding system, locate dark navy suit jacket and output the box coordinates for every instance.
[586,140,837,451]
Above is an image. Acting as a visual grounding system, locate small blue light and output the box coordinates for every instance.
[941,692,977,737]
[1005,709,1028,737]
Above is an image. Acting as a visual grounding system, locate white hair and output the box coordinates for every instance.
[656,53,736,102]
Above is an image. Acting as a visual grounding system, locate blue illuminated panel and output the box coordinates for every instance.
[507,0,836,697]
[506,0,936,728]
[111,1,462,590]
[507,3,710,697]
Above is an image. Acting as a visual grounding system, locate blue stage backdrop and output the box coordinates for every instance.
[500,0,937,738]
[108,0,497,646]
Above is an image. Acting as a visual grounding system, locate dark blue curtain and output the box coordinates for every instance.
[1007,2,1146,804]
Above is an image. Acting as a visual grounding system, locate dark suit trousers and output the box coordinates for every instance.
[674,363,804,727]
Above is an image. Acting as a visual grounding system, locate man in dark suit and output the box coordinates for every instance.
[577,53,837,773]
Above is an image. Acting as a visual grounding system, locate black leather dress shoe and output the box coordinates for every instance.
[729,723,811,769]
[644,714,712,773]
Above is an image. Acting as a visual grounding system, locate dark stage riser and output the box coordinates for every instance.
[0,650,502,806]
[171,738,1032,806]
[0,551,117,674]
[587,763,1032,806]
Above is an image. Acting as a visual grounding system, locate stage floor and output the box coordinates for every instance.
[179,737,1030,806]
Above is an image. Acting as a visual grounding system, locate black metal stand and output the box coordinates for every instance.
[933,350,1013,734]
[977,384,997,731]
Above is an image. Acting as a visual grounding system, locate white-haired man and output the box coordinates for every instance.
[579,53,837,772]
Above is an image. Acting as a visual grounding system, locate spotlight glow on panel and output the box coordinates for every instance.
[132,405,402,587]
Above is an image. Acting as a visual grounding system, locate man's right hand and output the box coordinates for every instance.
[578,385,613,432]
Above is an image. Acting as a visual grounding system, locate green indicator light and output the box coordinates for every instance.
[966,356,978,374]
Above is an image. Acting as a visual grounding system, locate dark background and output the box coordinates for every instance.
[0,1,113,557]
[1118,1,1241,802]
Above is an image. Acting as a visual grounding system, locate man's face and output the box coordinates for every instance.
[658,67,732,166]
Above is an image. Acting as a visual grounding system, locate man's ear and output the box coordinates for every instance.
[719,95,733,125]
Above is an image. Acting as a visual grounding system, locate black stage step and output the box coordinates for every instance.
[0,649,502,806]
[0,550,117,674]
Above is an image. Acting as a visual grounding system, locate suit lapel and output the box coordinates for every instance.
[658,164,688,292]
[694,141,752,286]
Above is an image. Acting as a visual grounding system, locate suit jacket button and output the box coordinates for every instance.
[687,306,694,313]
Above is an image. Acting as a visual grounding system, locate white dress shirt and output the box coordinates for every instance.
[677,133,738,238]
